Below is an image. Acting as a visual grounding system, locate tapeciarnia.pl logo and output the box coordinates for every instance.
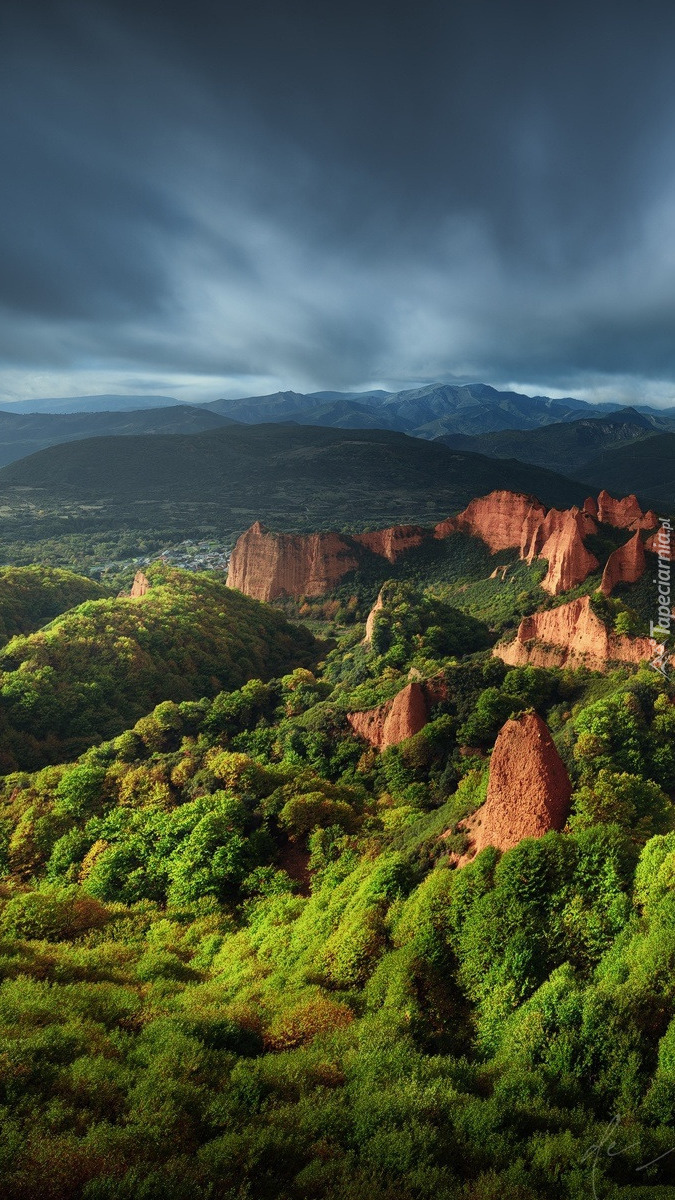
[650,518,672,678]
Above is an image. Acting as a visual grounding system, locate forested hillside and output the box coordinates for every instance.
[0,565,317,772]
[0,569,673,1196]
[0,566,109,646]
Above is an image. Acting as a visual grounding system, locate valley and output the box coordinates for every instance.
[0,399,673,1198]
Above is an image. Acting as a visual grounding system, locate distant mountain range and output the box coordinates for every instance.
[4,383,675,438]
[0,386,673,505]
[577,432,675,511]
[202,383,631,437]
[0,394,183,415]
[433,408,675,509]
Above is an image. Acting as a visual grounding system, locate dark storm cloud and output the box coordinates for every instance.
[2,0,675,401]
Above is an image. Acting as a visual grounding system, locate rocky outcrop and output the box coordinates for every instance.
[229,489,657,604]
[596,490,659,531]
[347,677,448,749]
[353,525,427,562]
[435,491,547,552]
[435,491,598,595]
[646,525,675,560]
[495,595,656,672]
[521,505,595,561]
[527,508,599,595]
[364,591,385,643]
[347,682,429,749]
[227,522,361,602]
[130,571,150,597]
[455,713,571,864]
[600,531,647,596]
[228,522,428,601]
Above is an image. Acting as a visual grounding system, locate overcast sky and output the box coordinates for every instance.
[2,0,675,404]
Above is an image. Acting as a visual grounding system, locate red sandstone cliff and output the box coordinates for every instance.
[229,489,657,604]
[347,682,429,749]
[228,522,428,601]
[596,490,659,531]
[227,522,361,602]
[646,526,675,560]
[455,712,571,864]
[130,571,150,597]
[435,492,598,594]
[531,509,599,595]
[434,491,547,552]
[521,505,595,561]
[495,595,655,672]
[600,531,647,596]
[346,676,448,749]
[353,525,427,562]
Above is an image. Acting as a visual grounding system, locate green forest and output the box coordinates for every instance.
[0,567,674,1199]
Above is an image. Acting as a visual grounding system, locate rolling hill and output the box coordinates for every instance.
[436,408,674,478]
[578,431,675,510]
[0,564,318,771]
[0,424,591,532]
[0,405,236,466]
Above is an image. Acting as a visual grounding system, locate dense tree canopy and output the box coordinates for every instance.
[0,566,674,1197]
[0,564,108,646]
[0,565,318,772]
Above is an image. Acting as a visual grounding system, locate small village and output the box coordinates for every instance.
[95,539,232,582]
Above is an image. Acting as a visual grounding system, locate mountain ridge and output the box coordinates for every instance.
[0,405,238,466]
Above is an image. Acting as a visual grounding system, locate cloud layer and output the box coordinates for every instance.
[2,0,675,403]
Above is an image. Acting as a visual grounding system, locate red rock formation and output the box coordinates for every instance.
[433,515,458,539]
[521,506,595,562]
[495,595,656,672]
[229,522,428,601]
[455,713,571,864]
[130,571,150,597]
[434,491,599,595]
[227,522,361,602]
[524,508,599,595]
[347,682,429,749]
[646,525,675,560]
[354,525,427,562]
[596,490,659,531]
[600,531,647,595]
[229,489,657,605]
[583,496,599,518]
[364,591,385,643]
[435,490,547,552]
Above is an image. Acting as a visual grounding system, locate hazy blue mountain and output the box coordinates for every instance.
[3,384,672,454]
[0,394,184,415]
[435,408,675,477]
[204,382,627,437]
[0,405,235,466]
[204,392,401,429]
